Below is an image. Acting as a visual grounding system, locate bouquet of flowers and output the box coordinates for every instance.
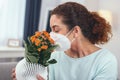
[25,31,58,66]
[16,31,58,80]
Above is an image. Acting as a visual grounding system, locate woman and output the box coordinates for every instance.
[12,2,117,80]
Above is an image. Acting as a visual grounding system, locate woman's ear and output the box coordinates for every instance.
[73,26,81,38]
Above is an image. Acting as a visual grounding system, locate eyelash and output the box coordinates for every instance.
[55,30,59,33]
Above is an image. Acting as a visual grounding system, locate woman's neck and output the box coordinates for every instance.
[65,41,100,58]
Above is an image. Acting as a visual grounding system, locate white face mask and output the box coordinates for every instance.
[50,30,74,51]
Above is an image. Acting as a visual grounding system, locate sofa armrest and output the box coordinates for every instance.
[0,62,17,80]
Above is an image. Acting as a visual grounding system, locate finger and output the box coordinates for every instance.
[11,73,17,80]
[11,68,16,80]
[36,75,44,80]
[11,69,16,79]
[11,72,16,78]
[12,68,15,73]
[13,78,17,80]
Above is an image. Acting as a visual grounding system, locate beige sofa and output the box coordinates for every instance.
[0,62,17,80]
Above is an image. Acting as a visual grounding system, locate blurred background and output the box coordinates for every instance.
[0,0,120,80]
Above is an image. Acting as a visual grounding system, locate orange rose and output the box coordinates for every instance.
[35,31,41,37]
[41,45,48,50]
[43,31,50,38]
[37,48,41,52]
[30,36,36,43]
[35,39,41,46]
[48,37,54,44]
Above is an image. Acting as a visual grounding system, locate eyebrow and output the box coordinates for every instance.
[51,25,59,28]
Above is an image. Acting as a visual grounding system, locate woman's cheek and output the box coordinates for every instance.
[71,41,77,51]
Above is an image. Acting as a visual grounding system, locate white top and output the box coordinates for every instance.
[49,48,118,80]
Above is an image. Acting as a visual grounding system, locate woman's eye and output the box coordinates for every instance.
[54,28,59,33]
[55,31,59,33]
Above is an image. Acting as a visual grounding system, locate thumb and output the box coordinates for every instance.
[36,74,44,80]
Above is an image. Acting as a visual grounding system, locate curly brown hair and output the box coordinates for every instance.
[51,2,112,44]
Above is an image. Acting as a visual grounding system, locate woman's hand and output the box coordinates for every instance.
[11,68,16,80]
[36,75,45,80]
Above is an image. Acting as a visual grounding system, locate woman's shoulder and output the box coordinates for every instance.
[98,48,116,60]
[92,48,118,79]
[95,48,117,66]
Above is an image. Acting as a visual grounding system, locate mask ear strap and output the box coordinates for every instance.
[65,28,74,37]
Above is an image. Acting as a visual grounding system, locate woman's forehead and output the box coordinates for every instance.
[50,15,63,23]
[50,15,64,28]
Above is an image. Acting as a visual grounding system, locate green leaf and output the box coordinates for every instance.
[26,54,39,63]
[48,59,57,64]
[28,37,32,45]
